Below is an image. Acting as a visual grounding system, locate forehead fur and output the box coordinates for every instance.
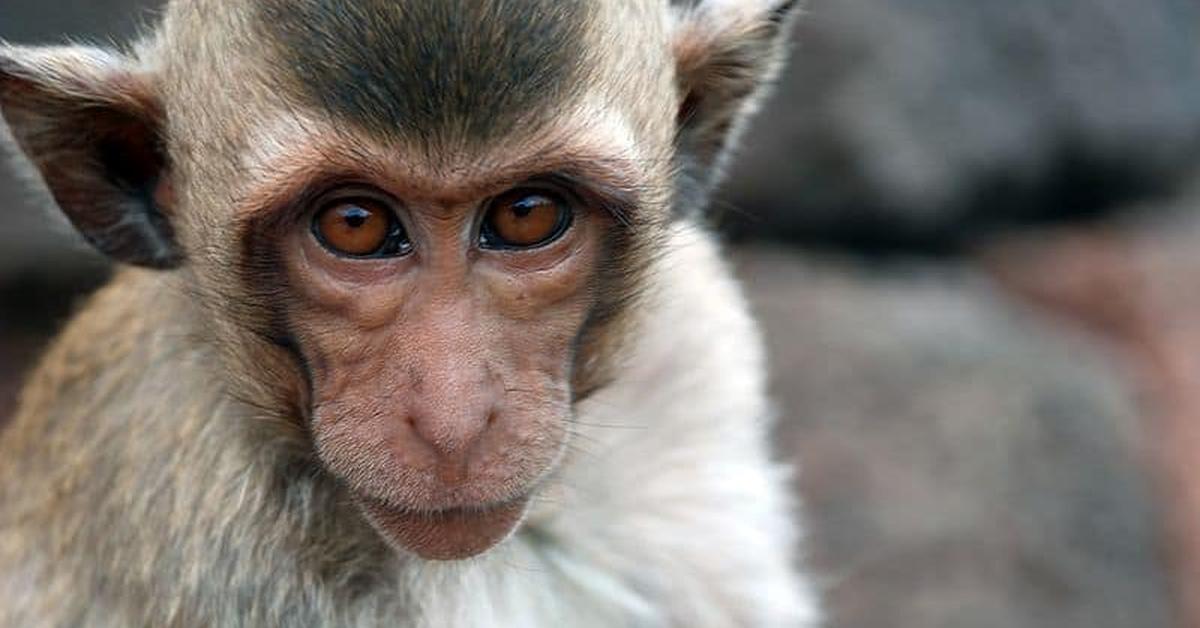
[251,0,595,145]
[154,0,678,219]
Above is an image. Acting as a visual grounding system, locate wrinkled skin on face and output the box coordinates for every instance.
[280,169,613,559]
[189,104,653,558]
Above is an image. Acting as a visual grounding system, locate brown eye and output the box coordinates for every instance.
[480,189,573,250]
[313,199,410,258]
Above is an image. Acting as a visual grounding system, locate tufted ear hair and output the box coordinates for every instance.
[670,0,802,214]
[0,44,179,268]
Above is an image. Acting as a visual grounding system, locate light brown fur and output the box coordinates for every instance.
[0,1,815,625]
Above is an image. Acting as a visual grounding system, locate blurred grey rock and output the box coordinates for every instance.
[721,0,1200,250]
[0,0,156,42]
[737,248,1173,628]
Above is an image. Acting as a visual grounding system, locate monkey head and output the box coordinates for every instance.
[0,0,798,560]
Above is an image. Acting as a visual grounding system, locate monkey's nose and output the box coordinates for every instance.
[406,406,496,484]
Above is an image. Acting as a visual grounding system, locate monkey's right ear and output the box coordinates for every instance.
[0,45,179,268]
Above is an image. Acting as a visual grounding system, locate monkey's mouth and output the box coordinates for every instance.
[357,494,530,560]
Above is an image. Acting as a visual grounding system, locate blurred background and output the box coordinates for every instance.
[3,1,1200,626]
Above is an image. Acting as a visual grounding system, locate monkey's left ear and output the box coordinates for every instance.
[0,45,179,268]
[670,0,801,212]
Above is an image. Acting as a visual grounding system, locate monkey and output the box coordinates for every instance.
[0,1,818,626]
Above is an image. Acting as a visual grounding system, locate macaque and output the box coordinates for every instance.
[0,1,817,625]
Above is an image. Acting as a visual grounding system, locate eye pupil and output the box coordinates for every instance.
[510,200,535,218]
[342,207,369,228]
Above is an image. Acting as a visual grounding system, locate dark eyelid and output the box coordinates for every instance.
[312,186,399,214]
[530,170,637,228]
[529,173,589,198]
[250,174,383,223]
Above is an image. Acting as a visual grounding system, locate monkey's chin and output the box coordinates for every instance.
[359,496,530,561]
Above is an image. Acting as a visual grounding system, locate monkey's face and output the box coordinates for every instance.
[261,150,630,560]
